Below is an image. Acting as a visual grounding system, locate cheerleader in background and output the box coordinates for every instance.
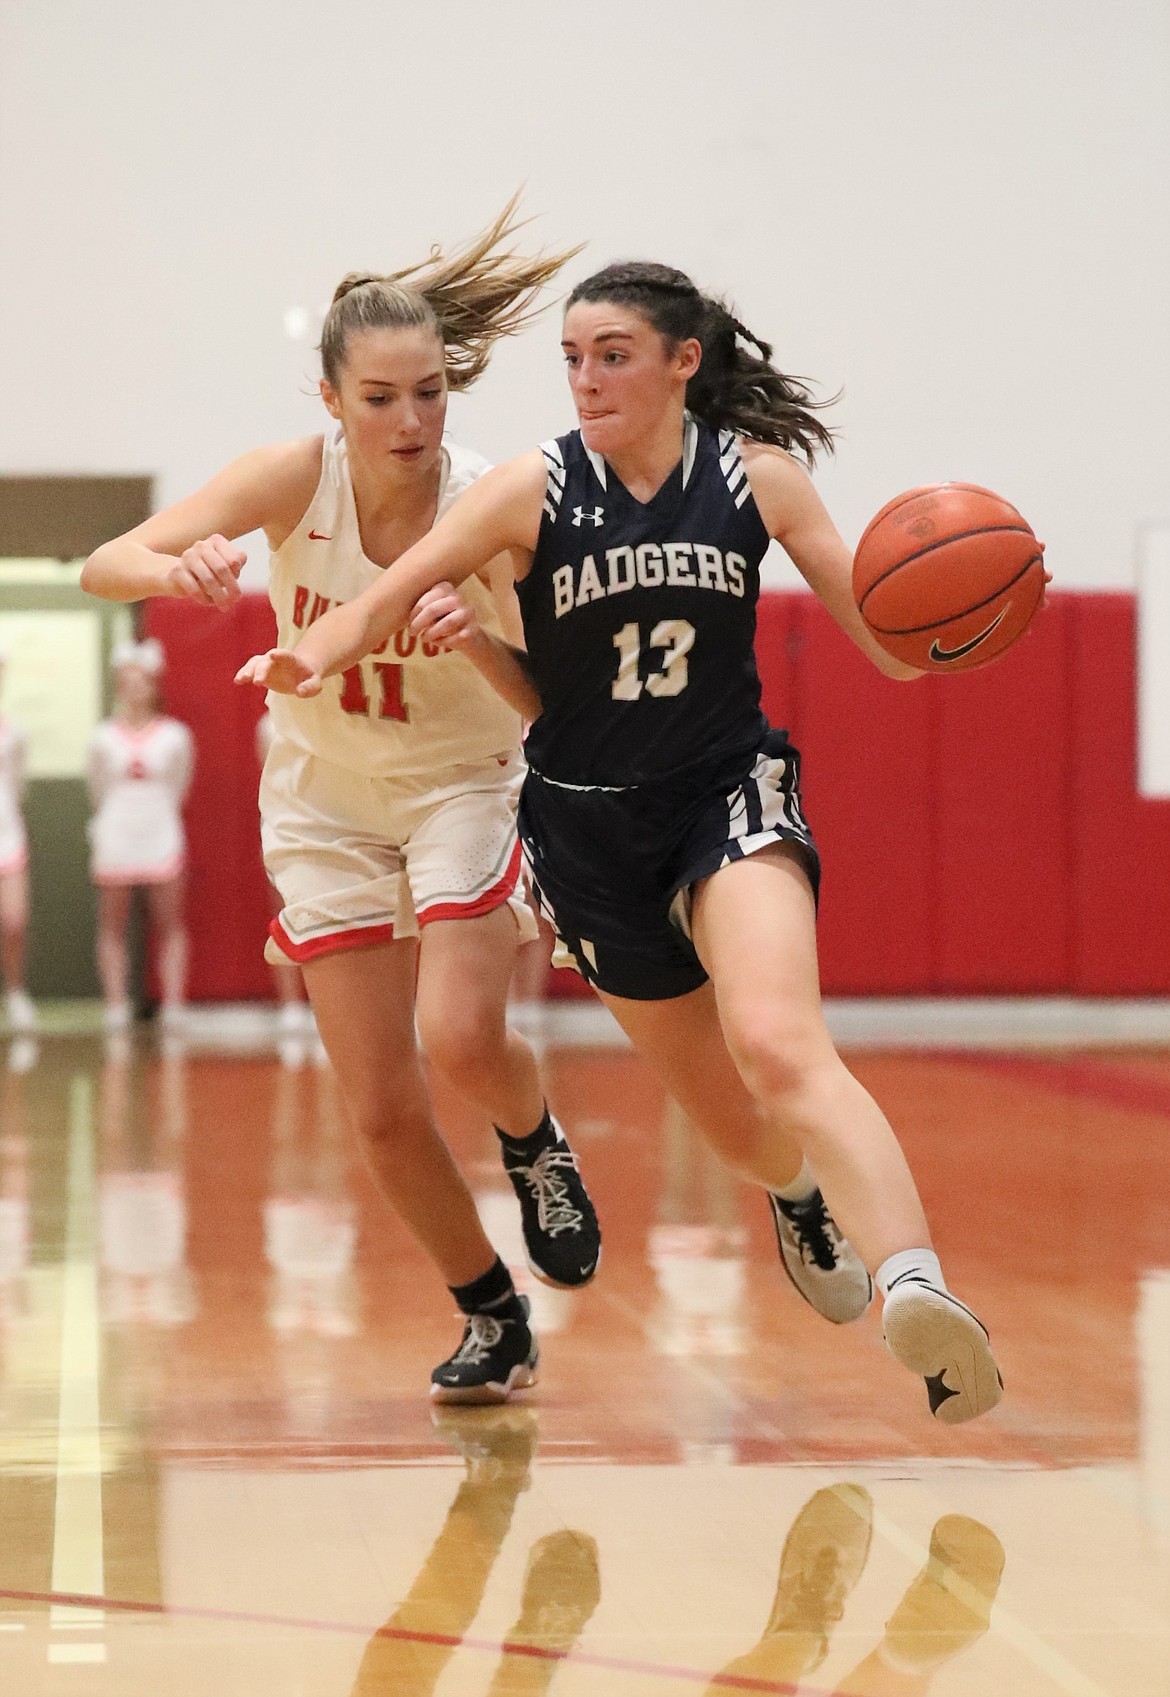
[0,647,36,1035]
[87,639,194,1033]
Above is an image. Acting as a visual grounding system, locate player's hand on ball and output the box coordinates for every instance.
[234,649,322,697]
[168,535,246,607]
[410,583,484,653]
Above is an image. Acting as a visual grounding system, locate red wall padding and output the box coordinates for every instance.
[930,594,1074,990]
[1068,595,1170,992]
[145,597,276,1000]
[758,594,937,992]
[146,591,1170,1000]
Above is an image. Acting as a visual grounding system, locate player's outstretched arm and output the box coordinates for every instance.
[411,580,543,723]
[741,443,921,681]
[80,441,320,606]
[265,452,546,689]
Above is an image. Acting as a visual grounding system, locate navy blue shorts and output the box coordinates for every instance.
[519,729,820,1002]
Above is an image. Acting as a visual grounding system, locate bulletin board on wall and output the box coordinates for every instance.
[0,475,152,1000]
[0,599,108,778]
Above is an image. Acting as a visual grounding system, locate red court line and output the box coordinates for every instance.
[0,1585,823,1694]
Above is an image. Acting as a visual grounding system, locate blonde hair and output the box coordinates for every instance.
[320,194,583,391]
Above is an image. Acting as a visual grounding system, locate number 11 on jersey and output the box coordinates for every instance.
[340,662,409,722]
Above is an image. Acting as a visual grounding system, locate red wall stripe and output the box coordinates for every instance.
[1068,595,1170,992]
[143,591,1170,1000]
[930,594,1074,991]
[144,597,276,1000]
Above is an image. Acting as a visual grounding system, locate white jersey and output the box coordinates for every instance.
[0,718,28,872]
[87,716,194,882]
[266,429,521,777]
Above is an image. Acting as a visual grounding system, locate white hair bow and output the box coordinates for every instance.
[110,637,165,675]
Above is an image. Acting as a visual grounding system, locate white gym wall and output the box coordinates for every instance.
[1,0,1167,596]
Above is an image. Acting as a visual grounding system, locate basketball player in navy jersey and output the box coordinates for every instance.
[242,262,1003,1424]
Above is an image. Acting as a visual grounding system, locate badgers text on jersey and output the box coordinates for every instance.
[552,544,746,616]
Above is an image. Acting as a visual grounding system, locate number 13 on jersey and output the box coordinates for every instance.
[611,620,695,700]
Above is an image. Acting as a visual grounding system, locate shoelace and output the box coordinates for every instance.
[511,1146,584,1236]
[779,1194,841,1271]
[452,1313,506,1364]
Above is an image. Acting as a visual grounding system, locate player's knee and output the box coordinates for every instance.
[350,1091,431,1153]
[418,1005,505,1087]
[722,1008,831,1108]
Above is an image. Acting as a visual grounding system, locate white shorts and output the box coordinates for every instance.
[89,794,185,886]
[260,739,538,965]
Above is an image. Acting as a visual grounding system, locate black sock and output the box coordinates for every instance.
[449,1255,526,1322]
[495,1105,556,1157]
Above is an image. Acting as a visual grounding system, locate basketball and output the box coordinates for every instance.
[853,483,1045,671]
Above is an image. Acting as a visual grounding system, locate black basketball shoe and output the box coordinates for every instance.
[430,1295,539,1405]
[499,1115,602,1290]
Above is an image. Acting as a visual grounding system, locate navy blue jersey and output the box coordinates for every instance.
[516,417,771,787]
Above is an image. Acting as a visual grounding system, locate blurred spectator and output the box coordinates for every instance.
[87,639,193,1033]
[0,646,36,1034]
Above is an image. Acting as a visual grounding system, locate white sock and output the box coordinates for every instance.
[771,1158,818,1203]
[876,1248,947,1299]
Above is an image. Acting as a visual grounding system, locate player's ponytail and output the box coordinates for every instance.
[566,262,835,465]
[321,196,583,391]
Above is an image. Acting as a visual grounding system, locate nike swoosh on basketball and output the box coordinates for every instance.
[929,606,1008,663]
[308,530,331,541]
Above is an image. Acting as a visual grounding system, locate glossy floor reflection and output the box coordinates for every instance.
[2,1027,1170,1693]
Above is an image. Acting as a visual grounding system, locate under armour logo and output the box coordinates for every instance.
[571,505,605,528]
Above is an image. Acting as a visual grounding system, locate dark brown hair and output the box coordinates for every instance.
[566,261,835,463]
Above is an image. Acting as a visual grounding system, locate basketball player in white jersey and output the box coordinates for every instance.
[0,648,36,1034]
[87,639,194,1033]
[81,204,602,1403]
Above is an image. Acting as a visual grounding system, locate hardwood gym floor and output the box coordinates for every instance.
[1,1026,1168,1694]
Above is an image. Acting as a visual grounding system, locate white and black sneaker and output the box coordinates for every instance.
[768,1189,874,1325]
[431,1295,540,1406]
[882,1278,1004,1424]
[500,1115,601,1290]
